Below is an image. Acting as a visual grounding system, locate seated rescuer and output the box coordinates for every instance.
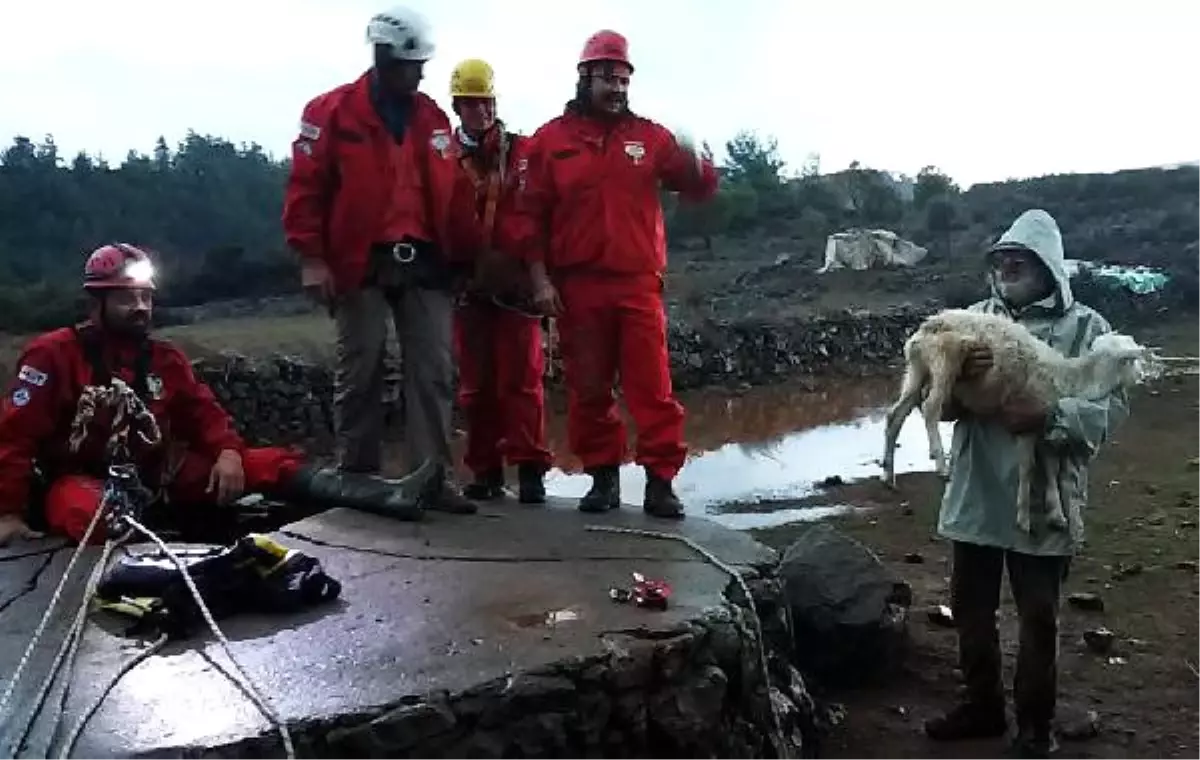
[926,209,1130,758]
[446,58,553,504]
[0,244,442,547]
[511,30,719,518]
[281,5,477,515]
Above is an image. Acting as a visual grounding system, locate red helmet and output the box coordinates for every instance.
[578,30,633,72]
[83,243,157,291]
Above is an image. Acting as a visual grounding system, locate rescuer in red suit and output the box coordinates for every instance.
[512,30,718,519]
[0,244,440,546]
[445,57,553,504]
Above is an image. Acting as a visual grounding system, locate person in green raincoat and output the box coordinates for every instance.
[924,209,1130,758]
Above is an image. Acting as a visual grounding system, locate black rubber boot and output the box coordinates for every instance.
[1008,727,1059,758]
[517,463,547,505]
[578,466,620,513]
[275,459,444,522]
[426,477,479,515]
[924,701,1009,742]
[464,468,506,501]
[643,474,685,519]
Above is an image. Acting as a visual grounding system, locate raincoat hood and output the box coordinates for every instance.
[987,209,1074,313]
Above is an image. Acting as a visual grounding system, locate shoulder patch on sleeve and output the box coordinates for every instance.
[17,365,47,386]
[430,129,451,156]
[299,121,322,140]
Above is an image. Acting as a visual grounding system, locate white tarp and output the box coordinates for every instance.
[817,228,928,273]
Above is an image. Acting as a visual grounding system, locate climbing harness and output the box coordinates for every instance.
[0,380,297,759]
[585,523,801,758]
[455,128,545,319]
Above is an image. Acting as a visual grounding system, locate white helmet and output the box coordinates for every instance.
[366,6,435,61]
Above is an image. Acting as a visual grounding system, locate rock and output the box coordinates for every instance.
[1068,592,1106,612]
[779,523,912,686]
[1083,627,1116,654]
[903,552,925,564]
[1059,709,1101,740]
[926,605,955,628]
[1113,562,1144,580]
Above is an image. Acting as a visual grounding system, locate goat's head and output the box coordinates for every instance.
[1089,331,1155,387]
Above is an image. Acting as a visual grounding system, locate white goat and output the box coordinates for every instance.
[880,308,1149,534]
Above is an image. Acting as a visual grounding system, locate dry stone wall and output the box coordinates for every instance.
[191,307,929,448]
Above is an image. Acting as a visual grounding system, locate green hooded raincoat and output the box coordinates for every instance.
[937,209,1130,557]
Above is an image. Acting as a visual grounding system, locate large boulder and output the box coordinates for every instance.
[779,523,912,686]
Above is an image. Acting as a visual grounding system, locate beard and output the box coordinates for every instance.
[108,311,151,337]
[997,275,1052,308]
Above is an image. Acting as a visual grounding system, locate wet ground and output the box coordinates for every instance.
[470,375,951,529]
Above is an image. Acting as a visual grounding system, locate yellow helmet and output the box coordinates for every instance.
[449,58,495,99]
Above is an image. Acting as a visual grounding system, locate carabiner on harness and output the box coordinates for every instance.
[102,463,153,535]
[391,242,417,264]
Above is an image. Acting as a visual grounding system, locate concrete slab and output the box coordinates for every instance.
[0,499,794,758]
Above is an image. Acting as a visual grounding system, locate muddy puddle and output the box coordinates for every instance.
[536,377,953,530]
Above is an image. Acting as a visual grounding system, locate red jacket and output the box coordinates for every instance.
[510,106,718,277]
[281,72,460,294]
[447,128,530,259]
[0,325,245,517]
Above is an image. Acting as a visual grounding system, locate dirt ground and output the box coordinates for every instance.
[754,320,1200,759]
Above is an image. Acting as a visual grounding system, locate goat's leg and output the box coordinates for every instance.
[1013,434,1037,533]
[922,356,954,479]
[1040,447,1068,531]
[882,362,926,488]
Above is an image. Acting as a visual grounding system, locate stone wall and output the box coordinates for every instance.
[188,575,838,759]
[193,308,930,448]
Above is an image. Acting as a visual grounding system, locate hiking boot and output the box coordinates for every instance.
[277,459,444,522]
[464,468,506,501]
[924,701,1008,742]
[643,474,685,519]
[579,466,620,513]
[517,463,548,505]
[1008,727,1059,758]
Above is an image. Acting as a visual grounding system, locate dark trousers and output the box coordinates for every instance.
[951,541,1070,731]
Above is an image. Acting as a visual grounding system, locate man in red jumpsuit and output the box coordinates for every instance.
[513,30,718,518]
[446,58,553,504]
[0,244,441,547]
[282,5,475,514]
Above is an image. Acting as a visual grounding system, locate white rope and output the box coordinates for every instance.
[5,535,121,756]
[56,633,169,759]
[583,524,792,759]
[0,489,112,729]
[121,516,295,759]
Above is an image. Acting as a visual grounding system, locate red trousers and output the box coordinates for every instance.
[556,274,686,480]
[453,299,552,474]
[44,446,304,544]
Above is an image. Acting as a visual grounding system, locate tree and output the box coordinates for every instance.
[913,165,960,210]
[723,131,786,189]
[837,161,905,227]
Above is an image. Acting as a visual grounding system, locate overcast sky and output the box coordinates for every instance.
[2,0,1196,187]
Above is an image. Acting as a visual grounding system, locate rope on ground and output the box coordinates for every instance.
[56,633,169,759]
[121,515,295,760]
[7,534,121,756]
[0,487,112,736]
[583,524,791,760]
